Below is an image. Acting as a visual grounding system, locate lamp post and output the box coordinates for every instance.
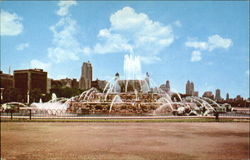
[0,88,4,104]
[27,91,30,104]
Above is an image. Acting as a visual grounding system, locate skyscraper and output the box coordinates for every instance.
[186,80,191,95]
[215,89,221,100]
[190,82,194,95]
[186,80,195,95]
[186,80,196,96]
[79,61,92,90]
[166,80,170,92]
[226,93,229,100]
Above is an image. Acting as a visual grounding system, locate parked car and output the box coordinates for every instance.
[1,102,28,113]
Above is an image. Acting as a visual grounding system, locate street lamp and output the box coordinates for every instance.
[0,88,4,103]
[27,91,30,104]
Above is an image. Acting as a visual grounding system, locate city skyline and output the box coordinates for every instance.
[1,1,249,98]
[1,63,246,100]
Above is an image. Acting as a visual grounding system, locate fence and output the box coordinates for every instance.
[1,109,249,120]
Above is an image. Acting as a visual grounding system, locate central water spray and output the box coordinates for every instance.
[124,54,142,80]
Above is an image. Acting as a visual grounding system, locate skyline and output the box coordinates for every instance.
[1,1,249,98]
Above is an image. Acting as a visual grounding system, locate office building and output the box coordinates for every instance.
[226,93,229,100]
[186,80,195,95]
[215,89,221,100]
[166,80,170,92]
[202,91,214,99]
[79,61,92,90]
[14,69,47,94]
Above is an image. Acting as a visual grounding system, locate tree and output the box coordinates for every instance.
[30,88,42,103]
[2,88,22,103]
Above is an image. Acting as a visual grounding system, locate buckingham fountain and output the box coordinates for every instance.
[30,54,231,116]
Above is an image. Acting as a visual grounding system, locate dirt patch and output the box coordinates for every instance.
[1,122,249,160]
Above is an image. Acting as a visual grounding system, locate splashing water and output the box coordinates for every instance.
[109,95,123,113]
[31,93,69,115]
[124,54,142,80]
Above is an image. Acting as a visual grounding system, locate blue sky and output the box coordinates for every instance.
[1,1,249,98]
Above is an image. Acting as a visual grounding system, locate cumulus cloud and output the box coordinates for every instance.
[93,29,131,54]
[30,59,51,71]
[48,0,83,63]
[207,34,232,51]
[0,9,23,36]
[56,0,77,16]
[191,50,202,62]
[185,34,232,51]
[185,34,232,62]
[89,6,175,64]
[16,43,29,51]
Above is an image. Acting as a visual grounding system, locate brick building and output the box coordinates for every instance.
[14,69,47,94]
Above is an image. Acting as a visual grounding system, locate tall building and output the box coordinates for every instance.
[190,82,194,95]
[226,93,229,100]
[215,89,221,100]
[79,61,92,90]
[14,69,47,95]
[186,80,191,95]
[159,80,170,93]
[186,80,195,95]
[166,80,170,92]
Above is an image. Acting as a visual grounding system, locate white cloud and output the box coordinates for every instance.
[0,9,23,36]
[191,50,202,62]
[16,43,29,51]
[185,41,208,50]
[94,31,132,54]
[185,34,232,62]
[89,6,175,64]
[246,70,249,76]
[208,34,232,51]
[186,34,232,51]
[173,20,182,27]
[48,2,83,63]
[30,59,51,71]
[56,0,77,16]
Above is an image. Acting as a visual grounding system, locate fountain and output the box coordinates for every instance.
[30,93,69,115]
[65,70,232,116]
[29,53,232,116]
